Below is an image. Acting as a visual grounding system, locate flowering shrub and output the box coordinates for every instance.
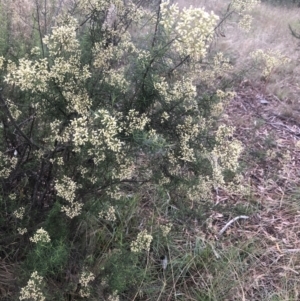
[251,49,291,77]
[29,228,51,244]
[79,270,95,297]
[130,229,153,253]
[0,0,251,299]
[19,271,45,301]
[231,0,260,31]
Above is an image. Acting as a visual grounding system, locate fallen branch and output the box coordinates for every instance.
[218,215,249,237]
[282,249,300,253]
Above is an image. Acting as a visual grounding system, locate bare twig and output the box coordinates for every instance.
[289,24,300,39]
[168,55,190,75]
[44,0,47,35]
[0,93,43,150]
[151,0,161,48]
[35,0,45,58]
[282,249,300,253]
[218,215,249,237]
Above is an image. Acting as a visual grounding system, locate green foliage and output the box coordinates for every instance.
[0,3,9,56]
[44,202,68,241]
[24,239,69,279]
[103,250,143,294]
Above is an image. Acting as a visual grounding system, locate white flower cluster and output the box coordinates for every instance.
[108,291,120,301]
[154,78,172,102]
[50,56,91,84]
[9,193,17,200]
[50,56,91,115]
[70,117,89,150]
[231,0,260,31]
[5,16,91,117]
[216,90,236,102]
[251,49,291,77]
[7,99,22,120]
[79,270,95,298]
[112,155,135,181]
[90,109,123,158]
[105,186,122,200]
[238,14,253,32]
[161,111,170,123]
[160,223,172,237]
[47,119,67,145]
[55,176,83,218]
[94,31,137,72]
[123,109,150,135]
[17,228,28,235]
[93,42,115,69]
[201,53,233,86]
[61,201,84,219]
[187,177,213,202]
[211,90,236,117]
[29,228,51,244]
[19,271,45,301]
[31,47,41,56]
[99,206,117,222]
[177,116,199,162]
[43,16,79,55]
[4,58,49,92]
[154,76,197,111]
[5,20,91,118]
[160,1,219,60]
[0,151,18,178]
[78,0,112,13]
[0,56,4,69]
[209,125,243,190]
[104,67,129,93]
[214,125,243,171]
[130,230,153,253]
[55,176,77,202]
[231,0,260,13]
[13,207,25,219]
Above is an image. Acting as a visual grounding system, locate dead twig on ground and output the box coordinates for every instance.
[218,215,249,237]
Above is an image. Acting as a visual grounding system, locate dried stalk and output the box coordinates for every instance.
[218,215,249,237]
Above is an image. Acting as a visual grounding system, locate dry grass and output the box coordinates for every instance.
[0,259,16,299]
[176,0,228,12]
[218,81,300,300]
[178,0,300,114]
[221,3,300,102]
[0,0,74,53]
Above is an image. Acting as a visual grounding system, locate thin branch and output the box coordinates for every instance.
[35,0,45,58]
[0,93,43,150]
[168,55,190,75]
[213,10,234,33]
[289,24,300,39]
[218,215,249,237]
[151,0,162,48]
[282,249,300,253]
[44,0,47,35]
[31,159,45,208]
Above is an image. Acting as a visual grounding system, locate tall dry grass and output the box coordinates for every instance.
[178,0,300,107]
[0,0,74,50]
